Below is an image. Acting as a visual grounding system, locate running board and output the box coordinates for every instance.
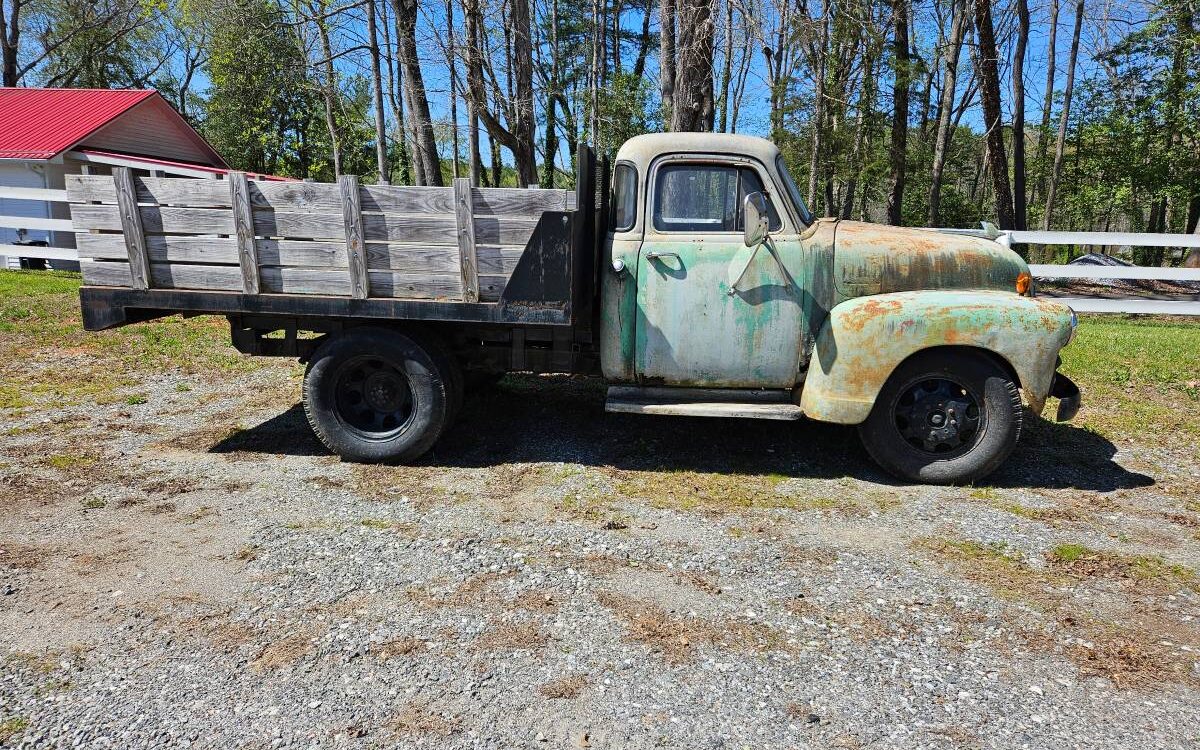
[605,386,803,421]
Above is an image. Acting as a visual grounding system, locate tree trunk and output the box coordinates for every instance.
[632,0,653,78]
[1011,0,1029,230]
[2,0,22,87]
[886,0,911,226]
[542,0,562,187]
[718,0,734,132]
[445,0,461,179]
[1034,0,1059,204]
[380,0,412,183]
[843,49,875,219]
[367,0,389,183]
[313,3,344,177]
[670,0,715,131]
[1042,0,1083,230]
[394,0,443,185]
[928,0,966,225]
[660,0,676,123]
[464,0,483,184]
[806,3,830,212]
[974,0,1015,229]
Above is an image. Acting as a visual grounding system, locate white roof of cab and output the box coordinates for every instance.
[614,133,781,170]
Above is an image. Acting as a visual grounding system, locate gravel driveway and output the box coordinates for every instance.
[2,363,1198,749]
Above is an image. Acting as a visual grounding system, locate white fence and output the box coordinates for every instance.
[3,195,1199,315]
[0,185,76,268]
[1000,229,1200,316]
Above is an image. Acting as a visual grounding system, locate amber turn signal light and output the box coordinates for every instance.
[1016,272,1032,296]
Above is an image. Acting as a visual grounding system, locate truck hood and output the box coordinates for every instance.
[831,220,1028,300]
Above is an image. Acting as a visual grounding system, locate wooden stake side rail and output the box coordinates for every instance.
[67,170,576,304]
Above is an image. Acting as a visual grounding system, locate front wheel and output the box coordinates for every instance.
[302,327,453,463]
[857,350,1023,485]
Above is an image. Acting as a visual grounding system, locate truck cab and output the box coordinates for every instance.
[596,133,1080,483]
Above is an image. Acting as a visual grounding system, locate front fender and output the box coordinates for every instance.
[799,290,1075,424]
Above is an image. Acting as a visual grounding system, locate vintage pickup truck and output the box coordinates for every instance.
[71,132,1080,484]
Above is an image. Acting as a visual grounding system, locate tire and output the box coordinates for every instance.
[857,350,1022,485]
[302,327,451,463]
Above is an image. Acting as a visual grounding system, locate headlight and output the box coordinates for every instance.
[1065,308,1078,347]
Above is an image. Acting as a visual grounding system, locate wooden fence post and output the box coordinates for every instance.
[338,175,369,299]
[228,171,260,294]
[112,167,150,290]
[453,177,479,303]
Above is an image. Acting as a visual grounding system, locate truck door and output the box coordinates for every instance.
[634,159,807,388]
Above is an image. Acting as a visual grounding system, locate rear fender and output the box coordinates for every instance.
[799,290,1075,424]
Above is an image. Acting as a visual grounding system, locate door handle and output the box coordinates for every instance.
[645,251,681,262]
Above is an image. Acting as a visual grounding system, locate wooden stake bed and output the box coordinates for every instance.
[68,169,590,331]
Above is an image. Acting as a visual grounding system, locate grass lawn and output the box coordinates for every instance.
[0,270,260,410]
[2,269,1198,446]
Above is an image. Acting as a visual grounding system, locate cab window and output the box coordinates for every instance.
[610,163,637,231]
[653,164,781,233]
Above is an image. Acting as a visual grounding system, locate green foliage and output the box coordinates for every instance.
[591,72,659,161]
[30,0,162,88]
[200,0,330,177]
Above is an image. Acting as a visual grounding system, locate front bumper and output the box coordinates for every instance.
[1049,372,1081,422]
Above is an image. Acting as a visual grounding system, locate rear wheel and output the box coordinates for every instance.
[857,350,1022,484]
[303,327,452,463]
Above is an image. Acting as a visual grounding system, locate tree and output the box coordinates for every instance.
[664,0,714,131]
[201,0,325,177]
[974,0,1015,229]
[886,0,910,225]
[394,0,442,185]
[1011,0,1030,230]
[1043,0,1084,229]
[928,0,967,225]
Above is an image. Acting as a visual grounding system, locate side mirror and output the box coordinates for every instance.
[743,192,770,247]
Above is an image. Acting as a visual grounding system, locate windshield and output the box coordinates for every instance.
[775,155,814,227]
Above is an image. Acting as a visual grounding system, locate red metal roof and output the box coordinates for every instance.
[0,88,156,160]
[0,88,227,168]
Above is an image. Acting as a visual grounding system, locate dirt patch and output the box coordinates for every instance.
[539,674,588,699]
[376,636,423,659]
[472,620,548,652]
[250,630,315,672]
[0,540,55,570]
[389,702,461,737]
[595,590,783,663]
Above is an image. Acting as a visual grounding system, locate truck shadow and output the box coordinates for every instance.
[212,375,1153,493]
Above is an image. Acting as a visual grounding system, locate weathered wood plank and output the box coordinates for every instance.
[74,196,545,247]
[453,178,480,303]
[67,174,575,215]
[81,260,241,291]
[475,245,525,276]
[112,168,151,290]
[365,243,460,273]
[67,174,230,207]
[360,186,455,214]
[81,260,479,300]
[76,233,474,274]
[339,175,369,299]
[229,172,261,294]
[72,203,237,234]
[469,188,569,215]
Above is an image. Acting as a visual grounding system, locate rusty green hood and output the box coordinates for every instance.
[831,220,1029,301]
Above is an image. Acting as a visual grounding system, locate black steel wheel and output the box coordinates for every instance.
[303,327,451,463]
[858,350,1022,485]
[331,356,416,440]
[892,376,982,457]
